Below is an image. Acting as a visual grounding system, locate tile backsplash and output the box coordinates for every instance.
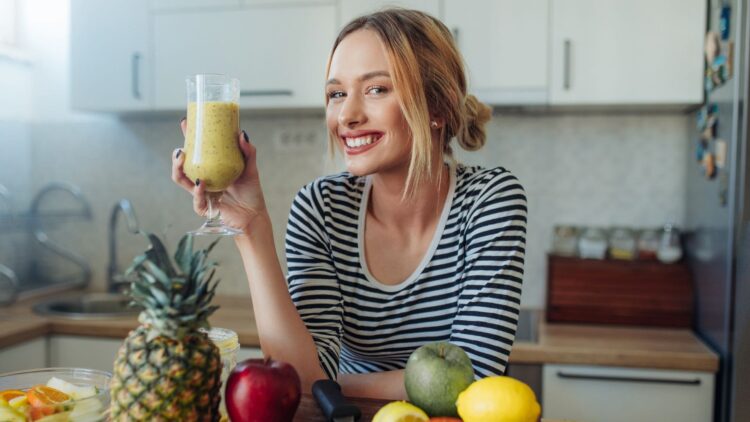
[0,111,690,308]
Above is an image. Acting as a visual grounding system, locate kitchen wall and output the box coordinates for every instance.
[1,0,691,309]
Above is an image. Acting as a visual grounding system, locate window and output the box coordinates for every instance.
[0,0,17,48]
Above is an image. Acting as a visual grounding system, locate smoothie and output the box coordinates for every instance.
[184,101,244,192]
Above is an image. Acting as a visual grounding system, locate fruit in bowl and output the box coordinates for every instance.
[0,368,111,422]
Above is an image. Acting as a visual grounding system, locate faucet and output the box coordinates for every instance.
[107,199,140,294]
[29,182,93,288]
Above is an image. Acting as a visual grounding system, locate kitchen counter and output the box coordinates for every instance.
[0,292,718,373]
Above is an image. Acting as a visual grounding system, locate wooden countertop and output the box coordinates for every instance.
[0,292,718,373]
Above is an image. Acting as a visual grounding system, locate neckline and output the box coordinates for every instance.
[357,162,457,292]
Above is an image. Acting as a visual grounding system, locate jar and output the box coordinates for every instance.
[201,327,239,421]
[609,228,636,260]
[578,227,608,260]
[657,224,683,264]
[637,228,660,260]
[552,225,579,256]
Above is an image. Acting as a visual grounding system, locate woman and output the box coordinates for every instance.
[172,8,527,399]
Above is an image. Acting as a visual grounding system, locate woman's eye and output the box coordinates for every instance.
[327,90,345,99]
[367,86,388,95]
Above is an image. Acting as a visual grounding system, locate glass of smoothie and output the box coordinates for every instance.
[184,74,245,236]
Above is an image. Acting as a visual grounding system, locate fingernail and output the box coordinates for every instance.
[175,149,181,159]
[180,116,186,124]
[242,130,249,143]
[195,179,200,187]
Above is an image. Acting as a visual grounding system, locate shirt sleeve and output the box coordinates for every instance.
[285,182,343,380]
[449,169,527,378]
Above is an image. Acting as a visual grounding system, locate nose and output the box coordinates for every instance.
[337,94,366,128]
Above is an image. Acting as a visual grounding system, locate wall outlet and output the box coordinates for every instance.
[273,128,321,152]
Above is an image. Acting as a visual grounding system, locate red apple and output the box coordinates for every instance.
[225,357,302,422]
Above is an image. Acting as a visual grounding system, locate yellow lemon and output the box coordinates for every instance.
[372,401,430,422]
[456,376,541,422]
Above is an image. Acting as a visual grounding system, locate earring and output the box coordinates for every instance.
[430,121,438,129]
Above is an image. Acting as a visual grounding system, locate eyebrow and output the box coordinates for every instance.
[326,70,391,86]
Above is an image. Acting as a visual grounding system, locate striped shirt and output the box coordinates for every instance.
[285,162,527,380]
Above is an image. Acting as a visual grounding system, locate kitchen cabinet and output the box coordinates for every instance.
[237,347,264,361]
[48,336,122,373]
[0,338,47,374]
[338,0,442,27]
[153,3,336,110]
[70,0,153,112]
[543,364,714,422]
[443,0,548,105]
[549,0,706,106]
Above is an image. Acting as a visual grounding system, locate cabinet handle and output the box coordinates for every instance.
[563,39,571,90]
[131,53,141,100]
[557,371,702,386]
[240,90,293,97]
[451,27,460,46]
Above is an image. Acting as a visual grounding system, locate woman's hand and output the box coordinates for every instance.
[171,119,267,231]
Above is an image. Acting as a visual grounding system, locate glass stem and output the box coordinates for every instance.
[207,192,222,223]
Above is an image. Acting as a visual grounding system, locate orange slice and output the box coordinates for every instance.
[0,390,25,402]
[26,385,71,418]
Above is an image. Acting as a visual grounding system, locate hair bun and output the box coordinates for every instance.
[457,94,492,151]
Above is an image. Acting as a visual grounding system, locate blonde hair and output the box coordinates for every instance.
[325,8,492,199]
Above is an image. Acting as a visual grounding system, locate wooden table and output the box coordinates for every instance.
[294,393,386,421]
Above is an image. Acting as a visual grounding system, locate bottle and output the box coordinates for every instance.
[552,225,579,256]
[657,224,683,264]
[201,327,239,421]
[637,228,660,260]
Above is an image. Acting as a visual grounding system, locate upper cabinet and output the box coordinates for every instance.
[152,3,336,110]
[69,0,707,112]
[444,0,548,105]
[338,0,441,26]
[549,0,706,106]
[70,0,153,112]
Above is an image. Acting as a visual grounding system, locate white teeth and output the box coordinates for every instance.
[345,135,378,148]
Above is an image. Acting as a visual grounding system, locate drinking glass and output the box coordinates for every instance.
[184,74,245,236]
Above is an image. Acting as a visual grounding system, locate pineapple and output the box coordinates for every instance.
[110,233,223,421]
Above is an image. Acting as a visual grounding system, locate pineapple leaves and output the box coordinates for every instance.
[127,232,222,337]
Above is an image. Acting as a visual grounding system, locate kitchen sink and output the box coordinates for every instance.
[515,308,540,343]
[33,293,142,319]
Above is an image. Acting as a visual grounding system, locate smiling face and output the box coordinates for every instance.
[325,29,412,177]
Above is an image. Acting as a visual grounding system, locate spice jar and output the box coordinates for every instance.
[637,228,660,260]
[578,227,608,260]
[201,327,239,421]
[552,225,579,256]
[609,228,636,260]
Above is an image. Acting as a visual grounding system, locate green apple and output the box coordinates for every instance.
[404,342,475,417]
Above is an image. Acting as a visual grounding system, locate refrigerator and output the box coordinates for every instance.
[686,0,750,421]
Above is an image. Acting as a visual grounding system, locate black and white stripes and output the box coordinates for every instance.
[285,163,527,380]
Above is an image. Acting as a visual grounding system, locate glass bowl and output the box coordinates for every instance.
[0,367,111,421]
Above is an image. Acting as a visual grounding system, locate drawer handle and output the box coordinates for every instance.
[240,90,293,97]
[563,39,571,90]
[557,371,702,386]
[131,53,142,100]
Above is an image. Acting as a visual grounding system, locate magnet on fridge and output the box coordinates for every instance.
[705,31,721,64]
[696,140,707,162]
[696,106,708,131]
[703,152,717,179]
[715,139,727,168]
[727,41,735,78]
[720,4,731,40]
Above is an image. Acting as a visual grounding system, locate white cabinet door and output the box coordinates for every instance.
[70,0,153,111]
[543,364,714,422]
[549,0,705,105]
[153,4,336,110]
[48,336,123,373]
[338,0,441,27]
[237,347,264,361]
[444,0,548,105]
[0,338,47,374]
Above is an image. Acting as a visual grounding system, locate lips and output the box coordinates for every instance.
[340,131,384,155]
